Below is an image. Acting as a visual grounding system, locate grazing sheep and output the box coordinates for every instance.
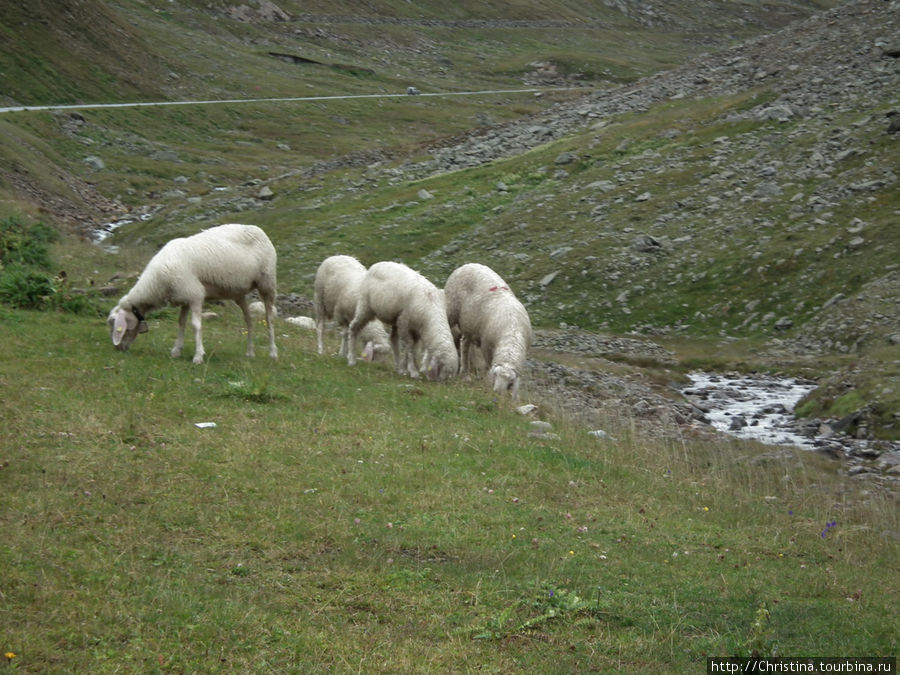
[416,289,461,370]
[358,321,392,362]
[108,223,278,364]
[313,255,391,361]
[347,261,458,380]
[444,262,532,398]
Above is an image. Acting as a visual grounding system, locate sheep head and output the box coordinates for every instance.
[108,305,148,351]
[362,340,391,363]
[424,351,456,381]
[489,364,520,399]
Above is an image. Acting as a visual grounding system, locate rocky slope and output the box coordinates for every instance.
[522,329,899,490]
[400,1,899,176]
[385,0,898,445]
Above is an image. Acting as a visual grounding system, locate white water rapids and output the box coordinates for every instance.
[683,372,818,449]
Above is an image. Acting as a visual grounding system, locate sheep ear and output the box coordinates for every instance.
[138,320,149,334]
[362,341,374,362]
[111,310,128,346]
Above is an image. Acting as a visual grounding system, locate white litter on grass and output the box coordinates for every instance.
[194,422,217,429]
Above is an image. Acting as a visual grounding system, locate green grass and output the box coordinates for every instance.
[2,2,897,667]
[1,305,897,671]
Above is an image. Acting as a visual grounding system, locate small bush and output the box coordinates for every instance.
[0,216,96,314]
[0,264,56,309]
[0,216,58,269]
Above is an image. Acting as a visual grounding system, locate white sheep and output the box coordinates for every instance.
[108,223,278,364]
[313,255,391,361]
[346,261,458,380]
[444,262,532,398]
[416,289,461,370]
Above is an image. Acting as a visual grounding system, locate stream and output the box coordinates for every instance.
[682,372,818,449]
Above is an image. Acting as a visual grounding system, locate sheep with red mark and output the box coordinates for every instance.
[444,262,531,398]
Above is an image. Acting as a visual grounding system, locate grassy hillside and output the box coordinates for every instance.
[1,0,897,440]
[0,0,837,107]
[1,1,898,669]
[1,305,896,671]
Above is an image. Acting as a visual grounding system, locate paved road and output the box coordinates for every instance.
[0,88,577,114]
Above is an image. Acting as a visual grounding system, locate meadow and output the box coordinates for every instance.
[1,297,896,671]
[1,0,897,669]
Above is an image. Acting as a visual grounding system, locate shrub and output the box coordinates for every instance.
[0,263,57,309]
[0,216,58,269]
[0,215,95,314]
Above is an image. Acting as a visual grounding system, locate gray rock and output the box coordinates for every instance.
[774,317,794,331]
[728,415,748,430]
[587,180,617,192]
[632,234,661,252]
[83,155,105,170]
[539,271,559,287]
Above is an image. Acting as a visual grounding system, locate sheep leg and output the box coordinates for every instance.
[459,335,471,374]
[236,296,255,358]
[347,303,373,366]
[398,329,421,378]
[189,301,205,364]
[389,324,403,374]
[337,327,348,358]
[393,316,420,378]
[172,305,188,358]
[264,299,278,360]
[266,305,278,359]
[316,309,327,355]
[404,337,422,378]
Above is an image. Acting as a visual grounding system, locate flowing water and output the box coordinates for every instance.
[683,372,817,449]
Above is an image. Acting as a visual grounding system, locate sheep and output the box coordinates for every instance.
[107,223,278,364]
[444,262,532,398]
[358,321,393,362]
[416,289,461,370]
[313,255,391,361]
[346,261,458,380]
